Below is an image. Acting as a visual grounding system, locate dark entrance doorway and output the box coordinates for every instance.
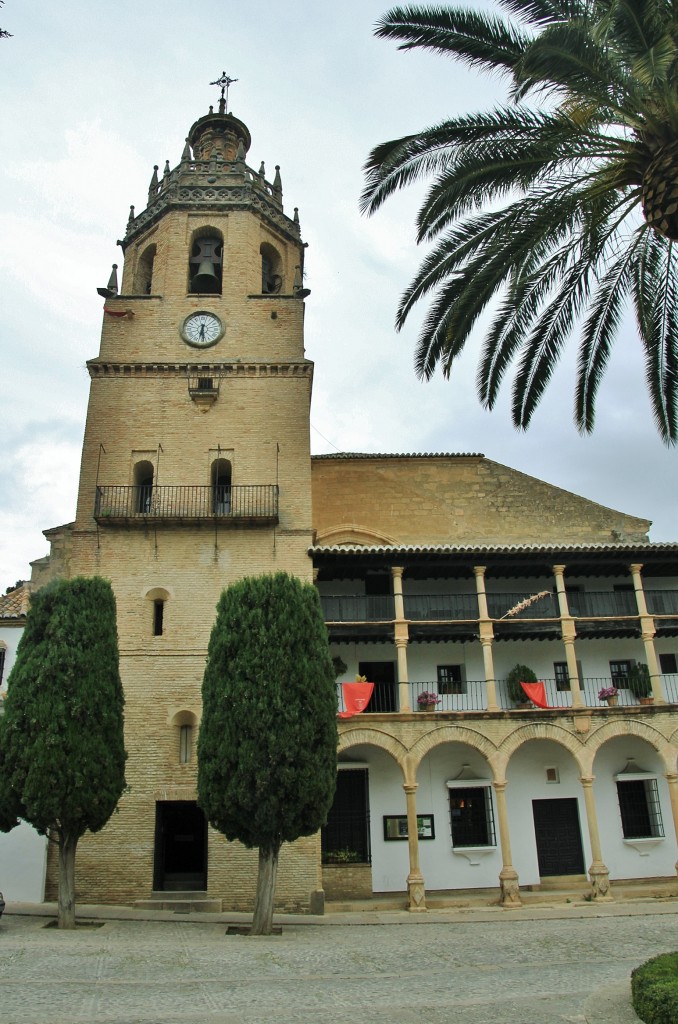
[322,768,371,863]
[359,661,397,713]
[532,798,585,876]
[154,801,207,891]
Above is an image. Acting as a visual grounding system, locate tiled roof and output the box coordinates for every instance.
[311,452,484,460]
[309,542,678,556]
[0,582,29,619]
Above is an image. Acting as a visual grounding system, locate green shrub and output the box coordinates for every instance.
[632,952,678,1024]
[505,663,538,704]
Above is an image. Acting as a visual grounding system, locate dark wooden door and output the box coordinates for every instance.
[532,798,585,875]
[154,801,207,891]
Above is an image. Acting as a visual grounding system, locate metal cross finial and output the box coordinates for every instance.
[210,71,238,113]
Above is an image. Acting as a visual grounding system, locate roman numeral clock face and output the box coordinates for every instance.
[181,312,224,348]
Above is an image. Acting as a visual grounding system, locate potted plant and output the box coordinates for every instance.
[627,663,653,704]
[505,664,538,706]
[598,685,619,706]
[417,690,441,711]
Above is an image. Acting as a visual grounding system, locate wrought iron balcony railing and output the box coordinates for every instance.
[336,676,673,715]
[94,484,278,524]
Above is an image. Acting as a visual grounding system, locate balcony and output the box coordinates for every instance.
[320,588,670,642]
[94,485,279,525]
[336,675,678,715]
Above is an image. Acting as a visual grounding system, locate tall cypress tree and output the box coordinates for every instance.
[0,577,126,927]
[198,572,337,935]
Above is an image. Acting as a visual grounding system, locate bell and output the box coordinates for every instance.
[191,260,220,293]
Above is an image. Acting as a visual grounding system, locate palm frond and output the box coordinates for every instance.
[575,242,638,432]
[632,230,678,441]
[375,5,531,72]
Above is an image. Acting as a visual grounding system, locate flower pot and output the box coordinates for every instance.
[606,695,619,707]
[639,696,654,706]
[419,702,438,712]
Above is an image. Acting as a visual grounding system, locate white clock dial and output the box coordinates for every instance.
[181,312,224,347]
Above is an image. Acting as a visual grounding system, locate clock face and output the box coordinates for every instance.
[181,312,224,348]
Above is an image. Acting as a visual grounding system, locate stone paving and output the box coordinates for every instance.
[0,904,676,1023]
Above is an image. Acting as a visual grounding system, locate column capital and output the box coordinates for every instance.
[395,636,408,650]
[492,780,507,792]
[391,566,405,580]
[473,565,487,578]
[629,562,644,574]
[403,783,419,795]
[579,775,595,787]
[552,563,566,576]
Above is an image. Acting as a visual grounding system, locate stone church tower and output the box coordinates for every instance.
[39,94,322,910]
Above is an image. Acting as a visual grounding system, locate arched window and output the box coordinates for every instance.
[211,458,232,515]
[189,230,223,294]
[134,461,154,514]
[135,243,156,295]
[260,242,282,294]
[145,586,170,637]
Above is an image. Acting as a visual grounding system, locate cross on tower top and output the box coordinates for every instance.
[210,71,238,114]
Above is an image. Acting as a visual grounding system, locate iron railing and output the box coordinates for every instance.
[404,593,478,619]
[95,484,278,522]
[319,588,678,624]
[336,676,673,715]
[321,595,393,621]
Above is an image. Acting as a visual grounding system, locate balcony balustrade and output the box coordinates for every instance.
[336,677,673,715]
[94,484,278,525]
[322,589,660,624]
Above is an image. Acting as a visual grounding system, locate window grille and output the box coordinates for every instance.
[616,779,664,839]
[448,786,496,847]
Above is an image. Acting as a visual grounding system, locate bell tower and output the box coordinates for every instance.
[40,89,322,909]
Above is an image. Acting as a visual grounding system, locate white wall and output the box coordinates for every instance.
[0,620,49,903]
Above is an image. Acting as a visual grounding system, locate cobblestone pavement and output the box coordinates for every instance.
[1,906,676,1023]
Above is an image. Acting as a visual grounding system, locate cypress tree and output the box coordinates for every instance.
[198,572,337,934]
[0,577,126,927]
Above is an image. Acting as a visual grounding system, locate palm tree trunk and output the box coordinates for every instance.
[57,832,78,929]
[250,844,280,935]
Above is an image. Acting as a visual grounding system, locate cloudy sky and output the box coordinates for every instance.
[1,0,676,593]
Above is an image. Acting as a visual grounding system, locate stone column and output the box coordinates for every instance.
[580,775,613,900]
[665,772,678,876]
[391,567,411,712]
[474,566,498,711]
[404,782,426,911]
[629,563,665,703]
[493,781,522,907]
[552,564,583,708]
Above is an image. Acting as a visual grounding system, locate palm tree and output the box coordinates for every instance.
[362,1,678,443]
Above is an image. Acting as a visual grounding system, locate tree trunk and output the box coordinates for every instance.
[250,844,280,935]
[57,832,78,929]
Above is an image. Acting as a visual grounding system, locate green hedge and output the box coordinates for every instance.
[632,952,678,1024]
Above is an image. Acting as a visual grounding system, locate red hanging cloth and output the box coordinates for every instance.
[520,681,549,708]
[338,682,374,718]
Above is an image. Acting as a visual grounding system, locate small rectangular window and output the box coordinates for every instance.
[153,599,164,637]
[554,661,582,691]
[449,786,496,847]
[437,665,465,694]
[616,779,664,838]
[609,660,631,686]
[659,653,677,674]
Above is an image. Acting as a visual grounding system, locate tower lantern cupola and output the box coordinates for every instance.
[187,107,252,162]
